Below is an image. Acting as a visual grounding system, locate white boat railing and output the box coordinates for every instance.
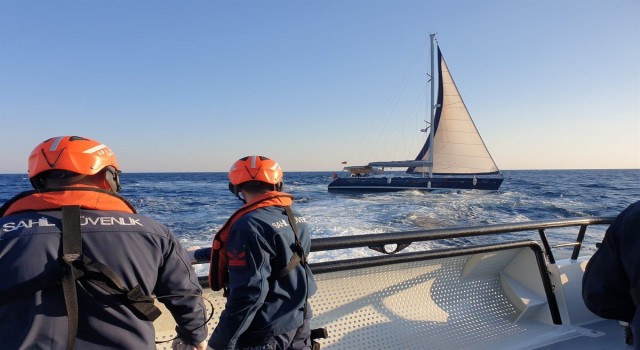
[308,216,614,262]
[154,217,620,349]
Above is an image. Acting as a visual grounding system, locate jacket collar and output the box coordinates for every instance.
[1,187,136,217]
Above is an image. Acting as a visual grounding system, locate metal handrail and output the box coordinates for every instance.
[195,216,614,291]
[309,216,614,262]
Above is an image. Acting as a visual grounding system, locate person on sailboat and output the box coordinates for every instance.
[0,136,208,350]
[203,155,318,350]
[583,200,640,348]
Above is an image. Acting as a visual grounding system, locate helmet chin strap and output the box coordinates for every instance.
[228,182,247,203]
[30,176,46,190]
[235,192,247,204]
[228,181,284,204]
[104,166,121,192]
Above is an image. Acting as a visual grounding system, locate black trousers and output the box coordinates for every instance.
[236,319,312,350]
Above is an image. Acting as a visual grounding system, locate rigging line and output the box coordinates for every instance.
[434,128,481,134]
[440,101,465,107]
[361,62,418,162]
[431,160,491,168]
[344,38,430,165]
[367,71,417,161]
[370,80,424,160]
[401,84,429,159]
[433,154,494,161]
[366,40,431,163]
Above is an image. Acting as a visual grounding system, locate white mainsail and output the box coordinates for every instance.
[410,47,500,175]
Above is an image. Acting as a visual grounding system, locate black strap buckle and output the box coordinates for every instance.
[310,327,328,350]
[310,327,328,340]
[63,253,82,263]
[126,285,162,321]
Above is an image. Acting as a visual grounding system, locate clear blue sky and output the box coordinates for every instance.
[1,0,638,173]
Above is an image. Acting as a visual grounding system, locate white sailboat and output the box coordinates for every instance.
[329,34,503,191]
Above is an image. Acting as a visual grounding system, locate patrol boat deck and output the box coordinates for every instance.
[153,217,633,349]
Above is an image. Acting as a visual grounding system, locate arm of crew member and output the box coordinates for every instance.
[189,246,212,264]
[209,226,271,349]
[582,218,635,322]
[156,236,209,345]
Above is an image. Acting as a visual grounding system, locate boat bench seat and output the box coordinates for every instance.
[154,241,587,349]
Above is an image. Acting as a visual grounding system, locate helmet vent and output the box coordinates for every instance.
[41,147,66,168]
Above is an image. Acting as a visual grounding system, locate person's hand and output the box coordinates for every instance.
[185,246,201,264]
[171,338,208,350]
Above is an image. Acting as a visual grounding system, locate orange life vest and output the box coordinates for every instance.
[0,186,136,217]
[208,191,293,292]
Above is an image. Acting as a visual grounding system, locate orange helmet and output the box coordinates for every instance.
[28,136,119,178]
[228,156,283,200]
[229,155,283,185]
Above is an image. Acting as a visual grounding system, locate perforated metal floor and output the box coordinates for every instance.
[155,247,585,349]
[311,252,531,349]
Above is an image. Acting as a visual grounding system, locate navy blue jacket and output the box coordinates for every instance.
[209,205,317,349]
[0,190,208,349]
[583,200,640,348]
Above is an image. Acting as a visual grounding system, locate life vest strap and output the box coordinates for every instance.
[73,256,162,322]
[61,205,82,350]
[270,206,307,280]
[273,252,302,280]
[283,205,310,319]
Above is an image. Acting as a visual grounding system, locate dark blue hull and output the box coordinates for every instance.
[328,175,503,192]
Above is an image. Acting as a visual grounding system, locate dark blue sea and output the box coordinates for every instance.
[1,170,638,272]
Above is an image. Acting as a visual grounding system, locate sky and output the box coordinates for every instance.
[0,0,639,173]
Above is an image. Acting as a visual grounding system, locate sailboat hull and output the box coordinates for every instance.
[328,174,503,192]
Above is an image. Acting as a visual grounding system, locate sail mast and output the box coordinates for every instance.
[428,33,436,178]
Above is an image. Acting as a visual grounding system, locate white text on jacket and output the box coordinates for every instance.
[2,216,143,232]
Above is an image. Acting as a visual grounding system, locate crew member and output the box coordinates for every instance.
[583,200,640,348]
[205,155,318,350]
[0,136,208,350]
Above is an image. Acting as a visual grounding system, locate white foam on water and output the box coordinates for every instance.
[1,171,627,275]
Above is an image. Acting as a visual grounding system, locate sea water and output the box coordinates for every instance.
[1,169,638,273]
